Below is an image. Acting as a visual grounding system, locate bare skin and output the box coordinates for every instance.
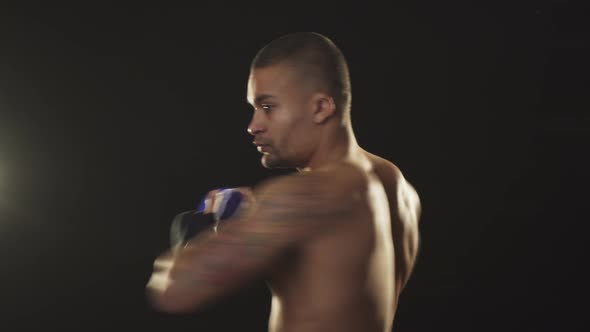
[146,61,421,332]
[265,154,420,332]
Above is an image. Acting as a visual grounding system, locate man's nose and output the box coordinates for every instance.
[247,113,265,135]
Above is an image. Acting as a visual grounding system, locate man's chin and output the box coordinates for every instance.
[261,154,297,170]
[261,154,277,169]
[261,154,286,169]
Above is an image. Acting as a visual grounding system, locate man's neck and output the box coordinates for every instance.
[297,124,359,173]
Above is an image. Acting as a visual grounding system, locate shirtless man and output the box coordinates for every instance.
[146,32,421,332]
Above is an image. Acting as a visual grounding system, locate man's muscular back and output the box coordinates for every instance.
[265,151,421,332]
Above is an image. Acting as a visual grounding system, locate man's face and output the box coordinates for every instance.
[246,63,317,169]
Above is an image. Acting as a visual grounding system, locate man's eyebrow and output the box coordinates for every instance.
[252,94,276,105]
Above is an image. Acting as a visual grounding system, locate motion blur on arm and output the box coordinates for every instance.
[146,171,359,313]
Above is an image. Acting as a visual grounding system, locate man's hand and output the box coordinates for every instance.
[204,187,256,222]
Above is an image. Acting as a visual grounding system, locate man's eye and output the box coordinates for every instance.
[261,104,274,111]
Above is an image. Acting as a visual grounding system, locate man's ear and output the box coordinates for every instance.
[312,93,337,124]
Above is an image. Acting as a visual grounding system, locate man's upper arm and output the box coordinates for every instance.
[148,172,360,313]
[251,171,359,231]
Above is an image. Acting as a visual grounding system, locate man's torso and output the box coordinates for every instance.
[265,150,421,332]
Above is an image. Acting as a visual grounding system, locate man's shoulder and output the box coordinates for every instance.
[364,151,403,180]
[256,163,368,198]
[250,164,369,227]
[311,162,370,191]
[362,150,421,211]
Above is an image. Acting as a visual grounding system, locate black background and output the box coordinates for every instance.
[0,2,588,331]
